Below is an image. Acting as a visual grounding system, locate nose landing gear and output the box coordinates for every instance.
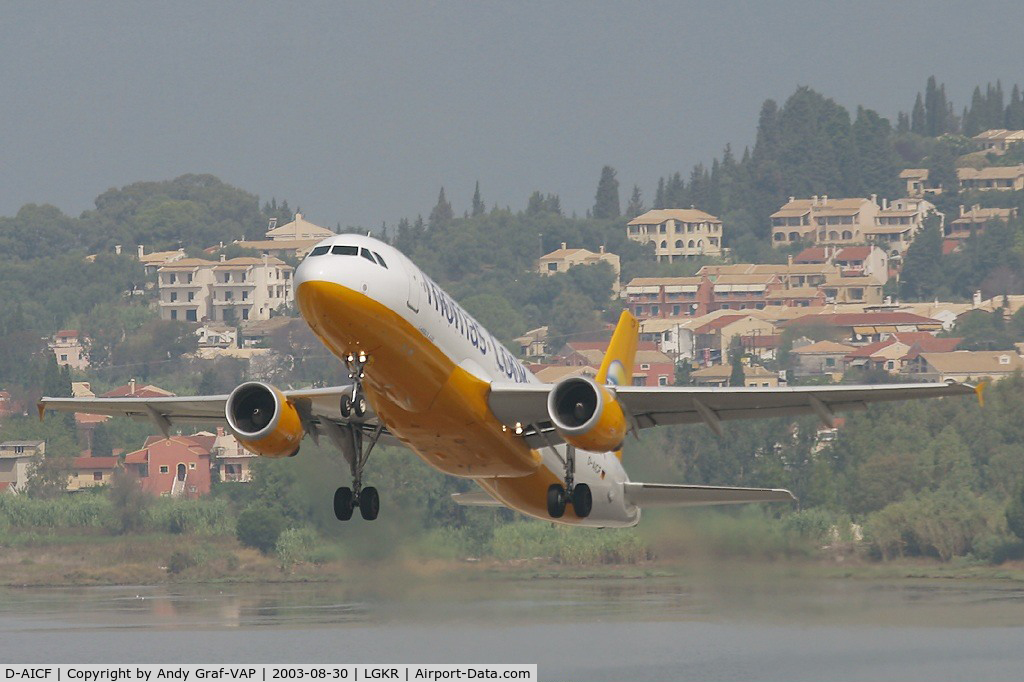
[332,351,381,521]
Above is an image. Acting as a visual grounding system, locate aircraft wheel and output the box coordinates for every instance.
[572,483,593,518]
[353,395,367,418]
[334,487,354,521]
[359,486,380,521]
[547,484,566,518]
[340,395,352,418]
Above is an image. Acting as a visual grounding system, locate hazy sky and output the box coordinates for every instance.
[3,1,1024,231]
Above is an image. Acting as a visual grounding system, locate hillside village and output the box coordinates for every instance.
[3,79,1024,572]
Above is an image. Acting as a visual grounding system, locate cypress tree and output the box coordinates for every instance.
[592,166,621,219]
[1006,85,1024,130]
[471,181,485,217]
[428,188,453,230]
[911,93,926,134]
[625,185,645,220]
[900,215,943,300]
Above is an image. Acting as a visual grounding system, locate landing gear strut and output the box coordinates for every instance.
[545,444,592,519]
[339,351,369,418]
[333,351,381,521]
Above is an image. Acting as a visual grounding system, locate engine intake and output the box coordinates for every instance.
[225,382,303,458]
[547,376,627,452]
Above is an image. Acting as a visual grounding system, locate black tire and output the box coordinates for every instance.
[354,396,367,417]
[334,487,354,521]
[572,483,593,518]
[340,395,352,418]
[359,486,380,521]
[547,484,566,518]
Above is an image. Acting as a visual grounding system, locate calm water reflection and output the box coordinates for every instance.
[2,573,1024,681]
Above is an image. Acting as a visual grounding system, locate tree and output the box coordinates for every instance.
[106,469,151,534]
[471,181,485,217]
[900,215,943,300]
[852,106,899,199]
[24,453,72,499]
[625,185,645,220]
[428,187,453,231]
[90,421,114,457]
[1007,484,1024,541]
[592,166,620,220]
[236,507,285,554]
[911,93,926,135]
[728,336,745,387]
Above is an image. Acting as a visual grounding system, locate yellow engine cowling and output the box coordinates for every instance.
[547,376,627,452]
[225,382,303,458]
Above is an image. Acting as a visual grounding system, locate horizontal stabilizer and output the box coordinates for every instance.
[451,491,503,507]
[623,482,795,508]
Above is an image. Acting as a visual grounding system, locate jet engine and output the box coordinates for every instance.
[225,382,303,458]
[547,376,627,452]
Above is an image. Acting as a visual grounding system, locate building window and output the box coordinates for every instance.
[242,309,249,321]
[170,292,177,302]
[159,465,169,474]
[60,354,68,361]
[169,273,176,284]
[170,310,177,320]
[672,305,681,316]
[93,471,103,481]
[636,306,646,316]
[658,376,669,386]
[186,309,197,322]
[640,363,651,370]
[187,273,193,283]
[547,263,557,271]
[242,291,248,301]
[187,291,194,301]
[650,305,659,316]
[189,462,196,469]
[225,291,233,301]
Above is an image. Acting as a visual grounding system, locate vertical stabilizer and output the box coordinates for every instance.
[596,310,639,386]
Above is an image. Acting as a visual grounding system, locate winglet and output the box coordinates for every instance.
[596,310,639,387]
[974,381,988,408]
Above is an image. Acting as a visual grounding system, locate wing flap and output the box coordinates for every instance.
[623,482,795,507]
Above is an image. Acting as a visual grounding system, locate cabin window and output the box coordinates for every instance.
[331,245,358,256]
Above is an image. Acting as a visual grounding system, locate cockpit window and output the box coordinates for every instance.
[309,246,330,256]
[360,248,376,263]
[372,252,388,268]
[331,245,358,256]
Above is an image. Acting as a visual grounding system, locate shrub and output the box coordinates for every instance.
[167,550,195,575]
[236,507,284,554]
[276,527,319,568]
[865,488,996,560]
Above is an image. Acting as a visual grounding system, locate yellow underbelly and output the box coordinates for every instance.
[296,280,541,478]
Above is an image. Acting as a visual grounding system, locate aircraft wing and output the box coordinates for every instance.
[488,381,977,446]
[38,385,397,445]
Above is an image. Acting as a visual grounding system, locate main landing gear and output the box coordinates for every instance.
[546,444,592,519]
[334,351,381,521]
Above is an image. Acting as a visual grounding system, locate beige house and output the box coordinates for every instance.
[904,350,1024,383]
[691,363,780,387]
[532,364,597,383]
[67,456,120,491]
[957,165,1024,192]
[866,197,939,258]
[537,243,621,292]
[771,196,880,246]
[947,204,1019,240]
[158,255,293,323]
[832,246,889,284]
[0,440,44,494]
[820,275,884,305]
[230,238,322,260]
[514,326,549,360]
[265,213,334,241]
[204,427,258,483]
[698,261,838,290]
[137,246,186,276]
[972,129,1024,152]
[627,209,723,260]
[899,168,943,197]
[790,340,857,378]
[50,329,90,370]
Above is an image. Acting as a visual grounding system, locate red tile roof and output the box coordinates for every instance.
[100,383,175,398]
[844,340,899,359]
[942,239,962,255]
[794,247,828,263]
[72,456,120,470]
[782,312,940,328]
[834,246,872,261]
[693,314,746,334]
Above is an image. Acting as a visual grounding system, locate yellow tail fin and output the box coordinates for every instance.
[596,310,639,386]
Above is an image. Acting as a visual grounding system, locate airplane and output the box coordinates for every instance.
[39,234,978,527]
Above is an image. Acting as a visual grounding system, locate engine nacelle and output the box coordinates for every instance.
[225,382,303,458]
[547,376,627,452]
